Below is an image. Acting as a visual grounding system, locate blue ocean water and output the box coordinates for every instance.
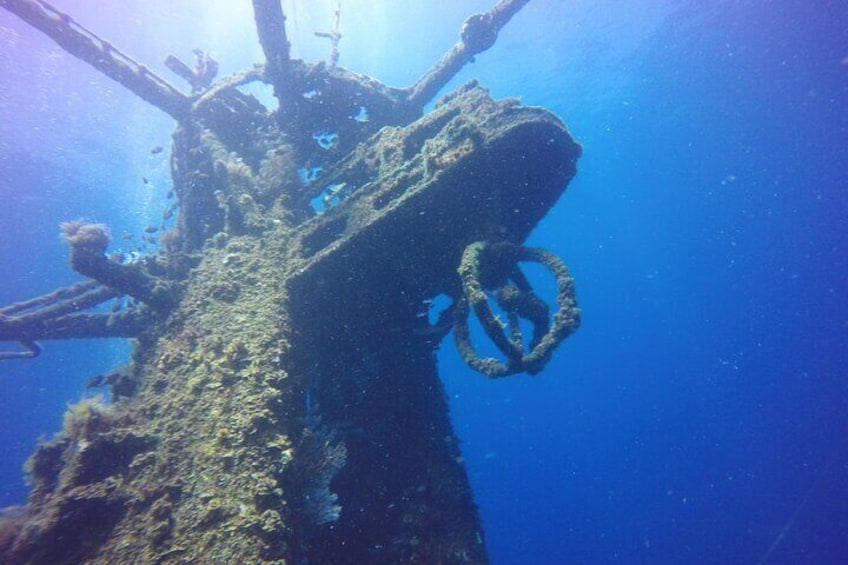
[1,1,846,563]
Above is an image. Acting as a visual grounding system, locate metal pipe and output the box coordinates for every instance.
[0,0,191,120]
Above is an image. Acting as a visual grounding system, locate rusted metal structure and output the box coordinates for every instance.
[0,1,581,563]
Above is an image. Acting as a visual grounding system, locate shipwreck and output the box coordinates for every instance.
[0,0,582,563]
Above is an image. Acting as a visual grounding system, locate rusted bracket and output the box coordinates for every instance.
[252,0,292,102]
[404,0,530,107]
[250,0,528,114]
[314,3,342,67]
[165,49,219,94]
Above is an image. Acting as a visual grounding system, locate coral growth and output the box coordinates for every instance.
[286,415,347,534]
[60,221,111,251]
[256,145,297,203]
[224,154,256,194]
[0,395,155,564]
[26,395,140,496]
[0,506,25,556]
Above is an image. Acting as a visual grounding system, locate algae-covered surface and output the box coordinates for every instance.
[0,8,581,557]
[5,2,845,564]
[0,83,578,561]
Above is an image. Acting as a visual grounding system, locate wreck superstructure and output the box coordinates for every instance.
[0,1,581,563]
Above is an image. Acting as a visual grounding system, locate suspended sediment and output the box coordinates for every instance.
[0,1,581,563]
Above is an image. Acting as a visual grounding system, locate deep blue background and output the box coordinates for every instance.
[2,1,847,563]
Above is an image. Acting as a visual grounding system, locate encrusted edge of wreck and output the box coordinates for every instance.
[0,83,581,564]
[0,2,582,563]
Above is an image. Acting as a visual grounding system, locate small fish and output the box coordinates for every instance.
[142,177,150,185]
[163,206,175,220]
[120,232,134,240]
[150,145,164,154]
[86,374,105,388]
[166,189,175,199]
[144,225,158,233]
